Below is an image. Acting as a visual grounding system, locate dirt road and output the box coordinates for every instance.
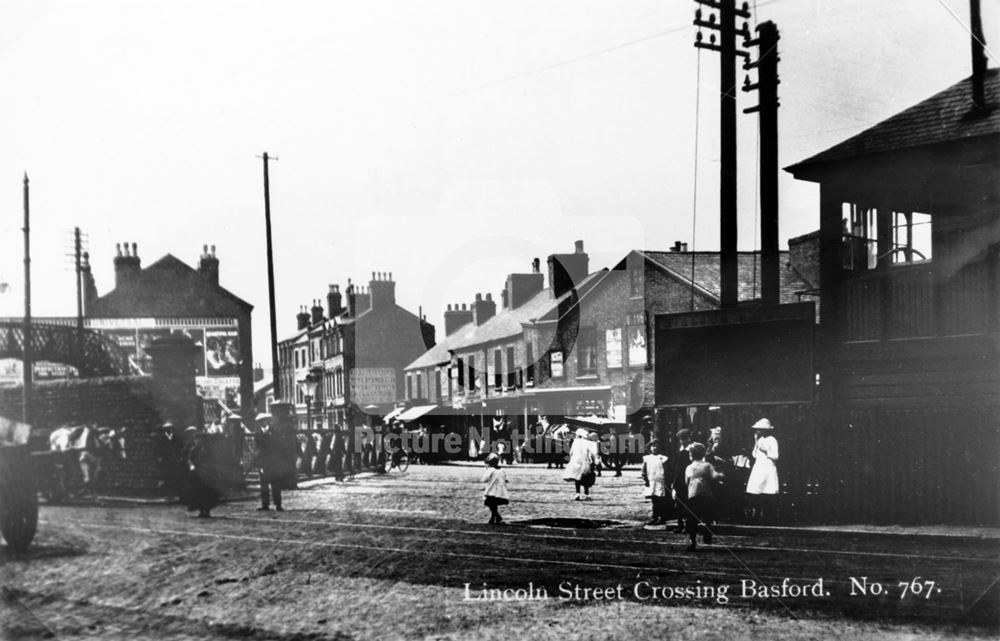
[2,464,997,640]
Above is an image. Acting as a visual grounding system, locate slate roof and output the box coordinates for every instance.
[642,250,813,304]
[787,69,1000,172]
[405,270,606,371]
[87,254,252,318]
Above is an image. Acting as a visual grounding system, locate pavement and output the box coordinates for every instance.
[92,461,1000,544]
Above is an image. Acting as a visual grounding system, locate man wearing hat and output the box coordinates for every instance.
[668,429,693,532]
[745,418,779,523]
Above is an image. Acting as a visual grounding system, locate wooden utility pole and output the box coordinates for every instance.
[260,152,281,402]
[22,173,32,424]
[694,0,751,308]
[743,21,781,304]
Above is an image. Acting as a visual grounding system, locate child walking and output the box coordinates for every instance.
[684,442,723,550]
[482,453,509,525]
[641,440,670,525]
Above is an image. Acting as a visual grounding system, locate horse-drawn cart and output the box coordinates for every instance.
[0,417,38,552]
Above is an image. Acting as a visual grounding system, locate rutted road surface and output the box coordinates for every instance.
[2,464,997,640]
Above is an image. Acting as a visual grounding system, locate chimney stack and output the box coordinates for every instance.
[310,299,324,325]
[327,284,343,317]
[198,244,220,287]
[971,0,988,109]
[81,251,98,313]
[368,270,396,309]
[296,305,311,330]
[505,258,545,309]
[547,240,589,297]
[472,293,496,326]
[113,241,142,290]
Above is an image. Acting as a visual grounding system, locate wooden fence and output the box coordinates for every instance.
[657,402,999,526]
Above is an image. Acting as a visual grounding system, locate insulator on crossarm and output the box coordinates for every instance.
[710,33,716,45]
[742,2,750,12]
[744,75,750,87]
[743,21,750,33]
[709,13,716,24]
[695,8,702,19]
[696,30,703,42]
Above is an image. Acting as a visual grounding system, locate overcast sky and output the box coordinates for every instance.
[0,0,996,370]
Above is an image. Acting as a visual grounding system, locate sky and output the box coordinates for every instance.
[0,0,996,371]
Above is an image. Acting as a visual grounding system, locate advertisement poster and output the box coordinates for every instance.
[205,329,240,376]
[350,367,397,405]
[171,327,207,376]
[137,328,171,373]
[627,325,647,366]
[605,327,623,369]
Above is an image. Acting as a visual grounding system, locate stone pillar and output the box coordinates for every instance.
[147,334,202,428]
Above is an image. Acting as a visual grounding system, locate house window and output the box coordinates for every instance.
[294,350,300,369]
[629,264,644,297]
[436,369,443,401]
[457,358,465,389]
[494,350,503,389]
[406,374,412,400]
[578,326,597,376]
[506,346,516,388]
[416,373,423,400]
[891,211,932,264]
[606,328,623,369]
[468,355,476,391]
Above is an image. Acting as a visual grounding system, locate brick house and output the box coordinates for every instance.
[276,272,434,431]
[84,243,255,421]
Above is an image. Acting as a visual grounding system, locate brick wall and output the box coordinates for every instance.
[1,376,166,493]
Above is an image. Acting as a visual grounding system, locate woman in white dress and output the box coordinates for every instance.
[745,418,779,523]
[563,429,597,500]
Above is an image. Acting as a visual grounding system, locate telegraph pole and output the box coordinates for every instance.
[694,0,751,308]
[260,152,281,402]
[743,21,781,304]
[22,173,33,424]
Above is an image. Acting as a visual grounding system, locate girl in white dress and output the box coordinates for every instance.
[745,418,779,523]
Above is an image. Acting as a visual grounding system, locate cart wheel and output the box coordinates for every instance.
[0,451,39,553]
[397,453,410,473]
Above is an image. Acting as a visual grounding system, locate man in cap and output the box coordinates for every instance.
[669,429,693,532]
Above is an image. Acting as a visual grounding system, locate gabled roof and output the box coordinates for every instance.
[643,250,811,304]
[787,69,1000,174]
[87,254,253,318]
[405,270,605,371]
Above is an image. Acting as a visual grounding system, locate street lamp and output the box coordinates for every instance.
[298,370,320,432]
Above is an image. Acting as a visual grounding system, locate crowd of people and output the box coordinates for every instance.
[481,416,781,546]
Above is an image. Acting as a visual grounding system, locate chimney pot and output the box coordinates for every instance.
[485,292,492,301]
[116,243,122,257]
[574,240,584,253]
[532,258,540,273]
[202,244,208,256]
[210,244,215,256]
[131,242,137,257]
[475,293,483,302]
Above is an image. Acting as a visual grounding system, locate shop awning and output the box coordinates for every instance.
[383,406,406,422]
[530,385,611,396]
[397,405,442,422]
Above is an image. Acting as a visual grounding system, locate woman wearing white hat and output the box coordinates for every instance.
[745,418,779,523]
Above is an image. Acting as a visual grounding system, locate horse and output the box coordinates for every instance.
[45,425,128,499]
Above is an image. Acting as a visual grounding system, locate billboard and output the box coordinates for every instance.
[654,303,815,406]
[205,329,240,377]
[350,367,397,405]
